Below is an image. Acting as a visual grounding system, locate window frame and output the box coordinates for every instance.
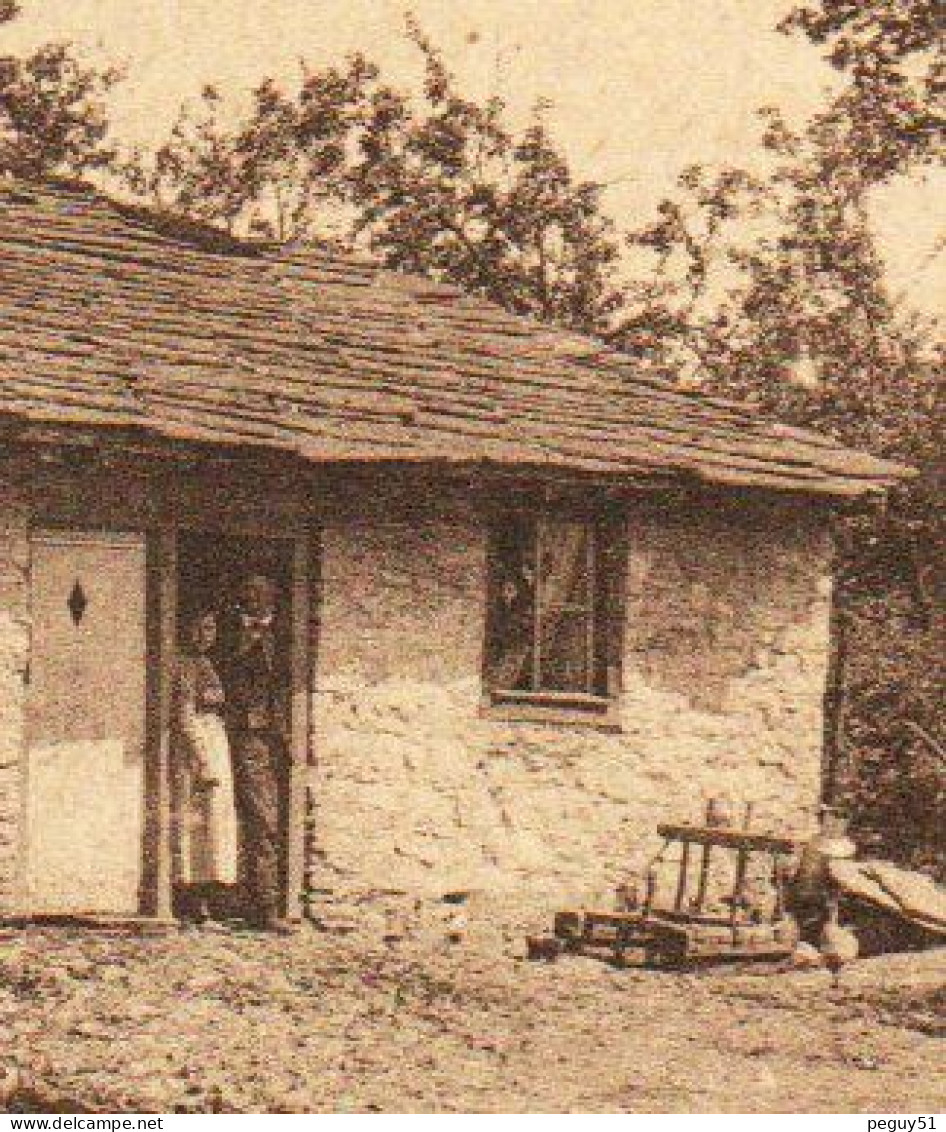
[482,505,627,728]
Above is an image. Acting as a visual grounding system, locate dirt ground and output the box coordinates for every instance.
[1,917,943,1114]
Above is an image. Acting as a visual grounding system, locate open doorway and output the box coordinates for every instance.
[173,529,295,925]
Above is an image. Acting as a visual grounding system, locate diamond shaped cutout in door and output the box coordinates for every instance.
[67,580,88,625]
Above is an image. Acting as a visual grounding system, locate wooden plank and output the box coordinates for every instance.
[674,840,691,911]
[301,528,323,916]
[822,559,849,804]
[284,532,311,922]
[731,845,750,933]
[658,824,798,854]
[646,908,736,928]
[695,843,712,912]
[142,493,177,919]
[32,463,152,531]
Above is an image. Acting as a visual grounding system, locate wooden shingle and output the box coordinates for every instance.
[0,179,914,496]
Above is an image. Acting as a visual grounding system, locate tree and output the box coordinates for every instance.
[126,19,623,332]
[780,0,943,186]
[0,1,121,178]
[619,0,943,444]
[124,57,378,240]
[781,0,946,873]
[345,19,622,330]
[618,0,945,874]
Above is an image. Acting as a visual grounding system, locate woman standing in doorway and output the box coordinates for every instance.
[176,610,239,925]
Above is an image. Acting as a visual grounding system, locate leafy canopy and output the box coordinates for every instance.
[124,19,623,333]
[0,1,120,178]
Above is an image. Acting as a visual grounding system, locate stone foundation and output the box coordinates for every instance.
[310,498,831,930]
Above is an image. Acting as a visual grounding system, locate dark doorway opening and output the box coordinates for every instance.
[173,529,295,924]
[177,531,293,643]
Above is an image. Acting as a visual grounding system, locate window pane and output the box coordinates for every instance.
[538,521,593,693]
[489,517,537,690]
[487,515,612,700]
[539,609,591,692]
[539,520,591,612]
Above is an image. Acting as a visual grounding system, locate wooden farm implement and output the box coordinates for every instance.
[532,821,799,968]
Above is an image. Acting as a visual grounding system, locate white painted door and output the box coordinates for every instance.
[26,532,147,915]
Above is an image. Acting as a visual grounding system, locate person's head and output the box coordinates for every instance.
[243,573,277,620]
[189,610,218,654]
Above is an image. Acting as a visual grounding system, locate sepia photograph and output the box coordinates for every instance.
[0,0,943,1117]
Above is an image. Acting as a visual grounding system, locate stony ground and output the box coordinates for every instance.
[1,914,943,1114]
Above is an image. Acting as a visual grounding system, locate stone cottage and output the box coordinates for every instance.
[0,179,911,930]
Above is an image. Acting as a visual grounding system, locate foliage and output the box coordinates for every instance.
[780,0,943,185]
[0,1,121,177]
[346,18,622,329]
[123,19,623,332]
[780,2,944,195]
[842,584,945,874]
[782,0,945,876]
[122,57,377,240]
[618,0,944,876]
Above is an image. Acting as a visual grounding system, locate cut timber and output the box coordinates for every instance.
[656,824,796,853]
[551,906,795,968]
[547,819,799,970]
[1,914,177,935]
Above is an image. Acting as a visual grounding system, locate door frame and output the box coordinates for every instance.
[20,454,315,922]
[144,516,312,922]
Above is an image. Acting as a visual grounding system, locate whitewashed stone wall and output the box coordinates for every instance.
[0,463,832,929]
[310,499,832,931]
[0,473,30,914]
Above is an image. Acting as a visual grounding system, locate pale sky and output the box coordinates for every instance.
[4,0,943,318]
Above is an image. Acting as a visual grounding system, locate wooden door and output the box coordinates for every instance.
[26,532,148,915]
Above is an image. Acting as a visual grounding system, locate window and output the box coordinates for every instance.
[484,511,626,718]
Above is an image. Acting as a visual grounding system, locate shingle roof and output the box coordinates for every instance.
[0,178,912,497]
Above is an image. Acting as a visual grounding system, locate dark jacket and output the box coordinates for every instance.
[219,616,289,742]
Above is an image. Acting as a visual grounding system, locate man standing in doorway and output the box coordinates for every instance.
[221,572,294,934]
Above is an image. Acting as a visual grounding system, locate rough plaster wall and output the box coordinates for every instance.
[311,503,831,930]
[0,474,29,913]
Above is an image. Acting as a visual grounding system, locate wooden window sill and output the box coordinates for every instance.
[481,689,623,731]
